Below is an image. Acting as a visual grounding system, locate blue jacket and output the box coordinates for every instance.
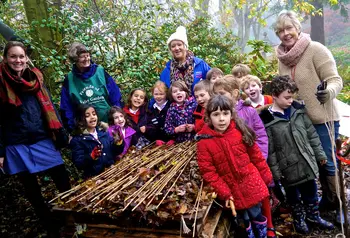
[0,92,49,157]
[69,129,124,178]
[60,63,123,131]
[160,57,211,94]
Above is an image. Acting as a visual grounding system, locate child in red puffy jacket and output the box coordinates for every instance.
[196,95,272,238]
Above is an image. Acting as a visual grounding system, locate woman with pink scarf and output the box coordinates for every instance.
[274,10,343,224]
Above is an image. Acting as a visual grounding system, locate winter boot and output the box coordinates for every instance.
[320,176,338,212]
[246,222,256,238]
[291,204,309,234]
[305,202,334,230]
[252,216,267,238]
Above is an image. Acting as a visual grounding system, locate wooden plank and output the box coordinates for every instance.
[61,225,183,238]
[213,211,231,238]
[53,204,218,238]
[199,207,222,238]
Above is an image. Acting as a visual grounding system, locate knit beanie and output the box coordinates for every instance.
[166,26,188,49]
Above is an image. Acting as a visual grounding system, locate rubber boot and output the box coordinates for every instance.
[291,204,309,234]
[246,222,256,238]
[252,216,267,238]
[318,174,330,212]
[305,202,334,230]
[320,175,338,212]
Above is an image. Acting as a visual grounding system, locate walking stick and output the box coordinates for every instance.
[336,139,349,237]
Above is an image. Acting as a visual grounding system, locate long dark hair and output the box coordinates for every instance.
[108,106,131,128]
[74,104,97,131]
[205,95,256,146]
[126,88,148,109]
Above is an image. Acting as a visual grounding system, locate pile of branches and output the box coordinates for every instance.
[51,141,213,226]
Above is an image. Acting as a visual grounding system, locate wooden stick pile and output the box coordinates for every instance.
[50,141,212,223]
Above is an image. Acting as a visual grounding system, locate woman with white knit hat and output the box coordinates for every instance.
[160,26,211,95]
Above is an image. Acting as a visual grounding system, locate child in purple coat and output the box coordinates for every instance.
[108,106,137,158]
[164,81,197,143]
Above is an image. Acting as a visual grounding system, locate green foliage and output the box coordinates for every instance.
[232,40,278,81]
[331,45,350,104]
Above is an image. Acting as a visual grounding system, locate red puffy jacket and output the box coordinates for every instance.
[196,120,272,210]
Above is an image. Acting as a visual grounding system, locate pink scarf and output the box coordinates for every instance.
[276,32,311,67]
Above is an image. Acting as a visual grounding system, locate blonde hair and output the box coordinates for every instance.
[240,75,262,90]
[213,75,240,95]
[231,64,251,78]
[274,10,302,35]
[152,81,168,95]
[194,80,211,94]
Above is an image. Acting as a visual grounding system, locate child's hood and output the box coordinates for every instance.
[260,100,306,128]
[235,99,248,111]
[193,104,205,118]
[108,124,136,138]
[196,120,235,139]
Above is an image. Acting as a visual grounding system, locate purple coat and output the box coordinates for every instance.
[108,125,136,157]
[236,100,268,158]
[164,97,197,143]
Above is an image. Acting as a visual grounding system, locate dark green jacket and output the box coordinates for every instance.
[260,101,327,187]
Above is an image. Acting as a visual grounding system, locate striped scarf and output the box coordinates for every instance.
[0,63,62,131]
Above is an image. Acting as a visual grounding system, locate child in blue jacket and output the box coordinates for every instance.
[70,104,124,178]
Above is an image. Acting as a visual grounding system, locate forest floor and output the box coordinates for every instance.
[0,171,349,238]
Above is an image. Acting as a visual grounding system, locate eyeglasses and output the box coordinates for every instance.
[78,54,90,60]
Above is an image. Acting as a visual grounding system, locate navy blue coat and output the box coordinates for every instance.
[145,101,172,142]
[69,129,124,178]
[0,92,49,157]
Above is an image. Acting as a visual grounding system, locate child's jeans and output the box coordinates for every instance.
[237,203,263,225]
[285,179,318,205]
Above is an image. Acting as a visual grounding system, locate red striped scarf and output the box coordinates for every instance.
[0,63,62,130]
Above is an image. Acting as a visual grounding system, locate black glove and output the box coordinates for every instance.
[316,89,330,104]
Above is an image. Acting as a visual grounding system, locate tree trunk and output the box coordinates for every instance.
[310,0,325,45]
[22,0,62,90]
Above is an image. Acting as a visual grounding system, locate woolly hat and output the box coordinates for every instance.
[166,26,188,49]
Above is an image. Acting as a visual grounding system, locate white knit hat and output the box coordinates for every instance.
[166,26,188,49]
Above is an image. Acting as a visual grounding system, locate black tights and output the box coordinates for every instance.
[17,164,70,230]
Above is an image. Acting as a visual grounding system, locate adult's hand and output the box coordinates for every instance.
[316,89,330,104]
[0,157,4,169]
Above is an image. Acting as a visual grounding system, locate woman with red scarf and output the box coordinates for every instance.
[0,41,71,236]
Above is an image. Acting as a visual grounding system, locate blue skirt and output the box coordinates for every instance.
[4,139,64,175]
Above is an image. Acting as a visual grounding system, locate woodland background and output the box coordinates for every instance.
[0,0,350,237]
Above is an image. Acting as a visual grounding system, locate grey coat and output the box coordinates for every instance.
[260,101,327,187]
